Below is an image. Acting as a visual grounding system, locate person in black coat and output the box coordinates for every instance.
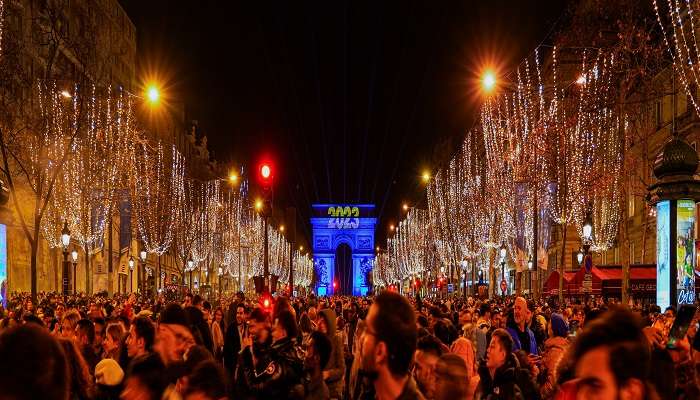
[476,328,539,400]
[223,303,248,373]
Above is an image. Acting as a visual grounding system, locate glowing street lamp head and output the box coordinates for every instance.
[402,203,409,211]
[389,224,395,231]
[279,225,285,232]
[229,172,238,184]
[255,199,263,211]
[422,171,430,183]
[481,71,497,92]
[146,85,160,104]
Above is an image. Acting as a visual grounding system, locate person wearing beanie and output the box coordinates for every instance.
[540,313,570,399]
[318,308,346,399]
[94,359,124,400]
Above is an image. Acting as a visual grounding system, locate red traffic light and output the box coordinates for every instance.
[261,164,271,179]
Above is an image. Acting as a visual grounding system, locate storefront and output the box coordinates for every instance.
[543,264,657,303]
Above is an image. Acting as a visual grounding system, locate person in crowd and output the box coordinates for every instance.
[318,308,346,399]
[299,312,315,344]
[76,318,100,371]
[59,336,95,400]
[0,324,69,400]
[155,303,197,366]
[223,302,247,373]
[235,307,273,399]
[103,322,125,360]
[359,291,424,400]
[560,307,654,400]
[476,328,525,399]
[210,306,225,359]
[94,358,125,400]
[61,309,82,338]
[506,297,538,355]
[184,305,215,354]
[126,316,155,359]
[434,353,469,400]
[450,336,480,398]
[182,360,228,400]
[121,353,168,400]
[414,334,445,399]
[305,330,333,400]
[540,312,569,399]
[94,317,107,358]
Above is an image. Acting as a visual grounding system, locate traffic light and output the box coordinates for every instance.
[259,163,273,188]
[259,292,273,313]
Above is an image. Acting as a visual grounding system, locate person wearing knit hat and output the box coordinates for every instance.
[94,358,124,400]
[541,313,571,399]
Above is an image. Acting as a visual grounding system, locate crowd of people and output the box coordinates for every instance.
[0,290,699,400]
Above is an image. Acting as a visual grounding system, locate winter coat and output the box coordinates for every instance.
[319,309,346,399]
[476,352,540,400]
[506,326,539,356]
[235,336,304,399]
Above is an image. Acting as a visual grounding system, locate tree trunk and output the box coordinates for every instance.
[85,243,91,294]
[30,238,38,303]
[107,215,113,296]
[559,222,567,305]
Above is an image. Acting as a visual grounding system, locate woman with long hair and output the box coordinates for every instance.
[58,337,95,400]
[211,307,225,360]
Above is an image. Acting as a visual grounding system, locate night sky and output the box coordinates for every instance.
[119,0,569,247]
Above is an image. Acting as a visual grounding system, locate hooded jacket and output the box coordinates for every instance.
[319,309,346,398]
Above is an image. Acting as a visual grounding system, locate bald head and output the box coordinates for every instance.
[513,297,529,328]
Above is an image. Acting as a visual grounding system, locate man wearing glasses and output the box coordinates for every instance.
[359,292,426,400]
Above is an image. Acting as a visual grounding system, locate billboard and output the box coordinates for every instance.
[677,200,696,305]
[656,201,670,309]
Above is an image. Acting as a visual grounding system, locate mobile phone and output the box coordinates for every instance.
[667,305,696,349]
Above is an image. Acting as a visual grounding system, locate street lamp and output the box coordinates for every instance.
[582,213,593,253]
[402,203,409,211]
[481,70,497,93]
[146,85,160,104]
[70,250,78,295]
[128,256,135,292]
[499,243,507,296]
[577,249,584,266]
[421,171,430,184]
[229,172,239,184]
[527,257,534,295]
[279,225,285,232]
[61,222,71,296]
[187,258,194,290]
[218,267,223,300]
[139,250,147,294]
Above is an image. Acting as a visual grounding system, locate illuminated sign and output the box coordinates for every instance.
[677,200,696,305]
[656,201,670,309]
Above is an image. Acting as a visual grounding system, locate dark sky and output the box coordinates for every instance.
[119,0,569,247]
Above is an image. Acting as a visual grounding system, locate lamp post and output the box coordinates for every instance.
[581,211,593,296]
[61,222,71,297]
[128,256,135,293]
[139,250,147,295]
[499,243,507,296]
[527,257,533,295]
[187,258,194,291]
[218,267,223,301]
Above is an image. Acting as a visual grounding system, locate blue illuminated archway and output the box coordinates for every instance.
[311,204,376,296]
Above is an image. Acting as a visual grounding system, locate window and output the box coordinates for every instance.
[656,100,663,128]
[614,247,620,263]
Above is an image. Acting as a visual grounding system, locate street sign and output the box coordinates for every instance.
[447,283,454,293]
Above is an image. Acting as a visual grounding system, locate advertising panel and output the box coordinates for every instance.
[657,201,670,309]
[677,200,696,305]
